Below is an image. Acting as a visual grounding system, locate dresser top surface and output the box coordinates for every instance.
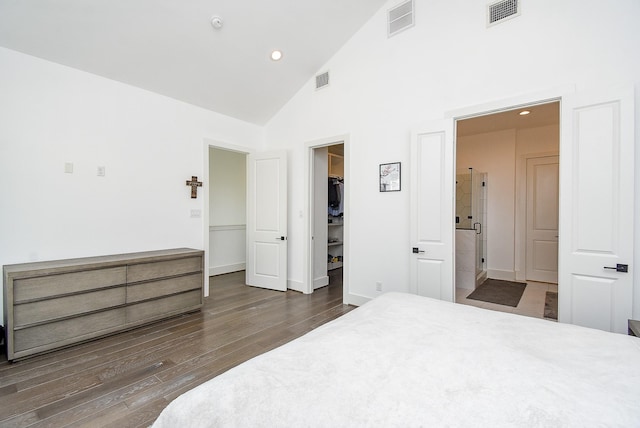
[3,248,203,277]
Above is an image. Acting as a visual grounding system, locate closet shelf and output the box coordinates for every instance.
[328,241,343,247]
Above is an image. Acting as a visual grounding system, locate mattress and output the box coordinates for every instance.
[152,292,640,427]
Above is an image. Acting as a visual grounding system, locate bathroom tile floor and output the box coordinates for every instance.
[456,281,558,321]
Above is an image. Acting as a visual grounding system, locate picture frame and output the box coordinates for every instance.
[379,162,401,192]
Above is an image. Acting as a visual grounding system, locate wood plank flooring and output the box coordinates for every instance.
[0,269,353,427]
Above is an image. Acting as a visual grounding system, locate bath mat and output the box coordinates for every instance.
[467,279,526,307]
[544,291,558,320]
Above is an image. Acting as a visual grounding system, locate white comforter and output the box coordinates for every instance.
[152,292,640,427]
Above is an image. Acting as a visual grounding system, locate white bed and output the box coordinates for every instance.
[152,292,640,427]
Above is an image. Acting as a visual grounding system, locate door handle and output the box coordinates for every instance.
[473,222,482,235]
[604,264,628,273]
[412,247,425,254]
[275,236,286,241]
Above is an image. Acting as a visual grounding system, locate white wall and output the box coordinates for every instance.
[208,148,247,275]
[264,0,640,305]
[457,124,559,281]
[0,47,263,321]
[209,148,246,226]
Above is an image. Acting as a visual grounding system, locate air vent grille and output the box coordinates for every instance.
[487,0,520,26]
[388,0,414,37]
[315,71,329,90]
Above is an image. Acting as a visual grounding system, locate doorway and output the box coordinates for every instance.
[454,101,560,317]
[205,145,249,294]
[306,135,349,299]
[411,87,634,333]
[311,143,344,290]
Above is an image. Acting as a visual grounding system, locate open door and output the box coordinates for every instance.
[246,151,288,291]
[410,119,455,301]
[559,87,634,333]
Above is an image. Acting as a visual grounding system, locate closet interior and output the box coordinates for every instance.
[327,145,344,271]
[312,143,344,290]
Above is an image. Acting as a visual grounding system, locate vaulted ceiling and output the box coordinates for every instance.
[0,0,388,125]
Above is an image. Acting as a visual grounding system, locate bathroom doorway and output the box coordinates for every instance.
[455,101,560,317]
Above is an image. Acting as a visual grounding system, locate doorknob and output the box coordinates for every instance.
[604,264,628,273]
[412,247,425,254]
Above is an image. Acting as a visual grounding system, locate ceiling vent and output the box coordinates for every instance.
[315,71,330,90]
[487,0,520,27]
[388,0,414,37]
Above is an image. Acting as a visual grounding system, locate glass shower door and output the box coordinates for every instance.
[473,172,487,283]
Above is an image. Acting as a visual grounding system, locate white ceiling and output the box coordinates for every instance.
[457,101,560,137]
[0,0,388,125]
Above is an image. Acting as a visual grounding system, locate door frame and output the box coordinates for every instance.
[202,138,254,297]
[447,84,635,327]
[445,88,569,303]
[303,134,350,300]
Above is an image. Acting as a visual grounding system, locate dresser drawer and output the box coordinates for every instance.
[126,289,202,324]
[4,249,203,361]
[126,273,201,303]
[14,308,126,353]
[127,257,202,283]
[13,267,126,303]
[14,287,126,328]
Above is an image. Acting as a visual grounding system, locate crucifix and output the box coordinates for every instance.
[186,176,202,198]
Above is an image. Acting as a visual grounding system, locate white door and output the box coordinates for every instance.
[246,151,288,291]
[559,87,634,333]
[410,119,455,301]
[526,156,559,283]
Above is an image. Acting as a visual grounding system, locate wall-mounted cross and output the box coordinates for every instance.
[186,176,202,198]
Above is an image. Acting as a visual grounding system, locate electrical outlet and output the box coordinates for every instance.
[97,166,105,177]
[376,281,382,291]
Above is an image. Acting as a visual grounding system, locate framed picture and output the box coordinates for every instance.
[379,162,401,192]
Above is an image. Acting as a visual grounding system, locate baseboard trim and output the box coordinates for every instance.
[487,269,516,281]
[287,279,306,293]
[210,263,245,276]
[476,270,488,284]
[313,276,329,289]
[345,292,371,307]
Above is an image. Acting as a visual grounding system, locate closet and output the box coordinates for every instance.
[327,146,344,271]
[312,143,345,290]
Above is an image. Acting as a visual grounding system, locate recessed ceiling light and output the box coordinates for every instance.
[271,50,283,61]
[210,16,223,30]
[519,110,531,116]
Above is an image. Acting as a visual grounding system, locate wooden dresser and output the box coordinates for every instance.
[3,248,204,361]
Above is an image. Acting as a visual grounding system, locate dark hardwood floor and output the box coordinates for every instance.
[0,269,352,427]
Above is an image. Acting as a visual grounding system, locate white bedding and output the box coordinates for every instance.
[152,292,640,427]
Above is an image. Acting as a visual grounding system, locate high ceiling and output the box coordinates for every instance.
[0,0,388,125]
